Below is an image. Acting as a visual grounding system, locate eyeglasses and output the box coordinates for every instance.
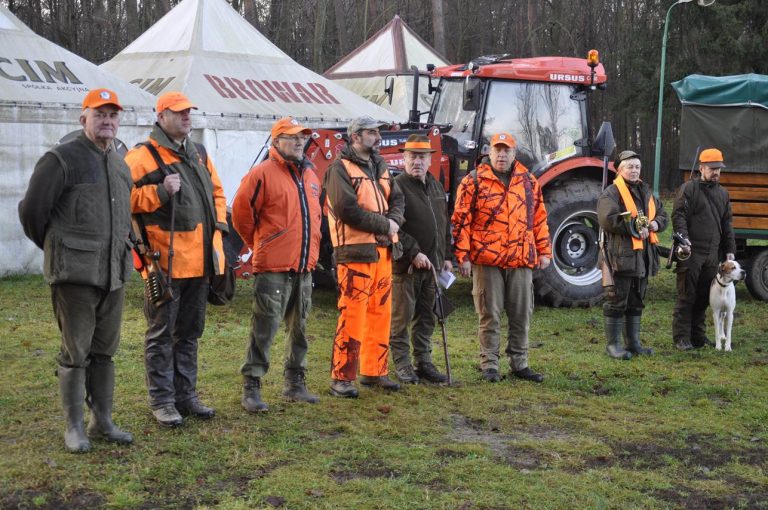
[278,135,308,143]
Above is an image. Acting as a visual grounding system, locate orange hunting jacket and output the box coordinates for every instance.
[231,146,322,273]
[126,126,228,279]
[451,160,552,269]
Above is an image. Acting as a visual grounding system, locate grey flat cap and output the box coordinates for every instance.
[348,116,388,134]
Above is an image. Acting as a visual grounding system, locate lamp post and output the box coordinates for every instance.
[652,0,716,197]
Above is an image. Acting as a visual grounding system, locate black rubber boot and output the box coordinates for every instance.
[282,369,319,404]
[605,316,632,360]
[624,314,653,356]
[85,359,133,444]
[58,366,91,453]
[242,376,269,412]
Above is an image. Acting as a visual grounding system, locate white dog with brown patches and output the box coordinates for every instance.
[709,260,746,351]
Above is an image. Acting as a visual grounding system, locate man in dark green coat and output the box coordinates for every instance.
[390,134,452,384]
[18,89,134,453]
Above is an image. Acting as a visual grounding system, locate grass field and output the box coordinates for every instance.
[1,262,767,509]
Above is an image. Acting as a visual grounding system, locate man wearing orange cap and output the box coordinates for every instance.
[452,132,552,383]
[126,91,228,426]
[671,148,736,351]
[325,116,404,397]
[19,88,134,452]
[231,117,322,412]
[390,134,451,385]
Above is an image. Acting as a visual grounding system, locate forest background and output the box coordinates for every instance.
[3,0,766,191]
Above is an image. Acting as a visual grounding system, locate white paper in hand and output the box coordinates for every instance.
[438,269,456,289]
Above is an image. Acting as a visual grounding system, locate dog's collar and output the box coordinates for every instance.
[714,274,729,287]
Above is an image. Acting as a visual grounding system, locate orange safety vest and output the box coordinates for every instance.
[328,159,396,247]
[614,174,658,250]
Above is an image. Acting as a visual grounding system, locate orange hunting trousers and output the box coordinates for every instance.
[331,247,392,381]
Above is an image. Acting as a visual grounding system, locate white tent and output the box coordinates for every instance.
[324,15,450,121]
[0,6,156,276]
[102,0,398,199]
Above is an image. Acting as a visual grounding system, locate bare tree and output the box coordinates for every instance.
[333,0,350,56]
[527,0,538,55]
[313,0,328,70]
[125,0,139,39]
[431,0,446,57]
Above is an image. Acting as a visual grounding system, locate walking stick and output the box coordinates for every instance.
[167,192,175,288]
[431,266,453,385]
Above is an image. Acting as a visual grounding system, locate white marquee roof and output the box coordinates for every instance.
[102,0,397,123]
[0,6,155,109]
[324,15,449,120]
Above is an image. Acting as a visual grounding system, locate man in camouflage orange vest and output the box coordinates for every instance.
[452,133,552,383]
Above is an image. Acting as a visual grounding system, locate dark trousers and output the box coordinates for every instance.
[52,283,125,368]
[390,270,437,369]
[603,275,647,318]
[143,277,208,408]
[673,263,717,346]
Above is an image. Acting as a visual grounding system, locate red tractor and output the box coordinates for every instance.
[233,51,612,307]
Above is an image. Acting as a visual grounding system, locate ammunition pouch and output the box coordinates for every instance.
[145,252,173,307]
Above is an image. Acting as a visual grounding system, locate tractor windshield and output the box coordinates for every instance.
[431,80,477,153]
[481,81,585,172]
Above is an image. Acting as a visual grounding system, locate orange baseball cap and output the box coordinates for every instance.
[699,148,726,168]
[271,117,312,139]
[156,91,197,113]
[82,88,122,110]
[490,132,516,148]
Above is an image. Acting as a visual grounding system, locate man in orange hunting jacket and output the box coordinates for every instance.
[126,91,228,427]
[452,132,552,384]
[231,117,322,412]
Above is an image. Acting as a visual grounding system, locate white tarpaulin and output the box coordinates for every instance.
[102,0,397,203]
[0,6,156,276]
[324,15,450,121]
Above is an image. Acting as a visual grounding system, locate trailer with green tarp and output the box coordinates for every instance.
[673,73,768,301]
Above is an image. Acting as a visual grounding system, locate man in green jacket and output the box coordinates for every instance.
[18,88,134,453]
[390,134,451,384]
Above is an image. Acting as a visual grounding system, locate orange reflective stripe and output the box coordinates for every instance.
[614,174,658,250]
